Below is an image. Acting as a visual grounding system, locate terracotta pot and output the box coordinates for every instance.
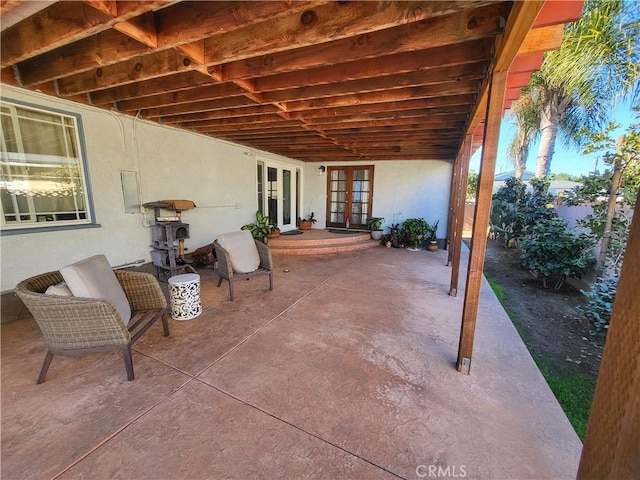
[427,241,438,251]
[299,221,312,230]
[267,230,281,239]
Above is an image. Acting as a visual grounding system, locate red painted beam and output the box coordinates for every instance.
[534,0,583,28]
[510,53,544,73]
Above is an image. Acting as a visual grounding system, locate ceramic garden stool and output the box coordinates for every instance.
[168,273,202,320]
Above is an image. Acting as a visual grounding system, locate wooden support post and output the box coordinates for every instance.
[446,153,462,264]
[577,189,640,478]
[456,69,507,374]
[447,152,462,265]
[449,134,473,297]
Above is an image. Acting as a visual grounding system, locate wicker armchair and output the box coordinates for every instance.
[214,234,273,301]
[15,269,169,383]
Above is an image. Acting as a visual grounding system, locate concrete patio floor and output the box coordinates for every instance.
[1,246,582,479]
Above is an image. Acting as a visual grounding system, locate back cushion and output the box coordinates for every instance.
[217,231,260,274]
[60,255,132,325]
[45,282,73,296]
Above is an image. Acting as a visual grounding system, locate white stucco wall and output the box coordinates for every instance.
[1,85,455,291]
[0,85,298,291]
[305,161,453,236]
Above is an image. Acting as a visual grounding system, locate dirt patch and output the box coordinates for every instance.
[481,239,604,378]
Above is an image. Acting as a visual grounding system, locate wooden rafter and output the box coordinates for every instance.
[1,1,576,163]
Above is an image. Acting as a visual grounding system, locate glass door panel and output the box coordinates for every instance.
[255,159,298,232]
[283,169,291,227]
[267,167,277,225]
[329,169,347,224]
[326,166,374,229]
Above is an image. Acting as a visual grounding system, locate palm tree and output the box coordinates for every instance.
[512,0,639,177]
[506,90,540,179]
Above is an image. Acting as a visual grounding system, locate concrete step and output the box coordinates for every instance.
[269,230,380,255]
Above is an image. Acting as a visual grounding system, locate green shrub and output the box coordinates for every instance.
[400,218,430,248]
[491,177,558,246]
[580,275,618,337]
[519,218,596,289]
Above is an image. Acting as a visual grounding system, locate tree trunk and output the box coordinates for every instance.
[535,92,559,177]
[514,143,529,179]
[596,135,625,275]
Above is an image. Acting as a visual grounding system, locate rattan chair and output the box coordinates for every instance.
[15,269,170,383]
[214,232,273,301]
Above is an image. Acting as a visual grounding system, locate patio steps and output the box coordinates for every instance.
[269,230,379,255]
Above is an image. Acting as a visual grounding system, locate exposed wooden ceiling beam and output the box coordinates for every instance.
[17,29,156,87]
[116,82,247,112]
[203,1,492,67]
[255,39,492,94]
[291,100,473,120]
[220,3,508,81]
[0,1,168,67]
[1,1,578,165]
[89,70,216,106]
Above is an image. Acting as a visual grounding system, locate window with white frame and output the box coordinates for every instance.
[1,100,93,231]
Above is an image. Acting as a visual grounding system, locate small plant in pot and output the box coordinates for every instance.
[390,223,401,247]
[380,233,392,248]
[426,220,439,251]
[241,211,278,244]
[298,212,316,230]
[366,216,384,241]
[400,218,429,251]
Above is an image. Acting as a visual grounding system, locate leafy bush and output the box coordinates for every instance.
[490,177,558,246]
[521,177,557,228]
[241,211,277,244]
[400,218,429,248]
[519,218,596,289]
[493,177,527,205]
[580,275,618,337]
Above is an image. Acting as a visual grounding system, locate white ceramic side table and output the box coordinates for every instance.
[168,273,202,320]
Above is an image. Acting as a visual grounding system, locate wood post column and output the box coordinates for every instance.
[447,151,462,264]
[456,69,507,374]
[577,190,640,479]
[449,134,473,296]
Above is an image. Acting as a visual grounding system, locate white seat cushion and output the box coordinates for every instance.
[60,255,132,325]
[45,282,73,296]
[217,231,260,274]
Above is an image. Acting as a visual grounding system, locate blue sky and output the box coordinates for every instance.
[470,99,637,177]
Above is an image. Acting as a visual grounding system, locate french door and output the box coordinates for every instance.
[257,159,300,232]
[326,166,374,229]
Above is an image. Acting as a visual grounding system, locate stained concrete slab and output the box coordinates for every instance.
[1,246,582,479]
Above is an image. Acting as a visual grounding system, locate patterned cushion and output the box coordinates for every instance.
[217,231,260,274]
[60,255,132,325]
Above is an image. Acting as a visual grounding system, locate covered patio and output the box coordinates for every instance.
[1,246,581,479]
[3,1,639,477]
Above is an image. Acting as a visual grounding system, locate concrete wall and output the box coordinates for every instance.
[1,85,454,292]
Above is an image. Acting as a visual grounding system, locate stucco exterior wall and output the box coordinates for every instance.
[305,161,453,236]
[0,86,297,291]
[1,85,454,292]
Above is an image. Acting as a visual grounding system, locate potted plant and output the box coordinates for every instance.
[267,225,281,240]
[298,212,316,230]
[366,216,384,241]
[379,233,392,248]
[390,223,401,248]
[400,218,429,251]
[426,219,439,251]
[241,211,278,244]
